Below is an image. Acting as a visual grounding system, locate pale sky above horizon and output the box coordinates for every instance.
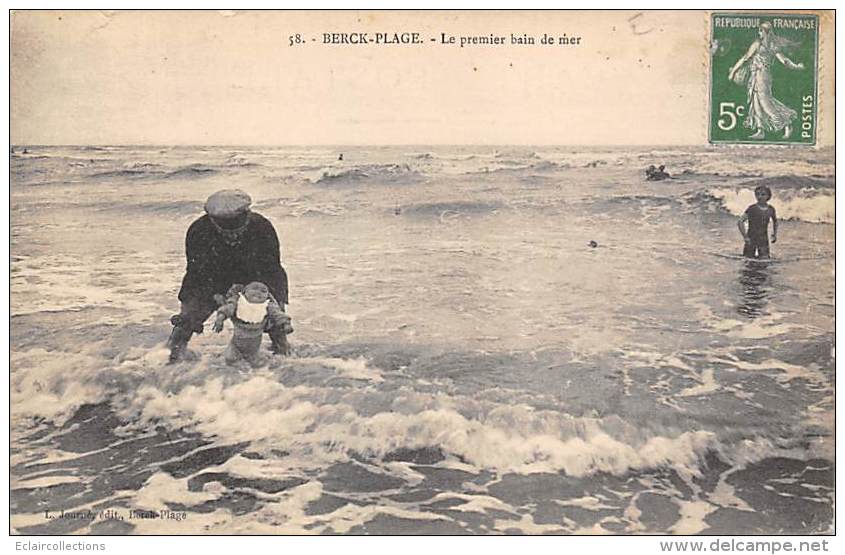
[10,10,835,146]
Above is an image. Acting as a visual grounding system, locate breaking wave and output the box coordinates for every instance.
[90,164,219,180]
[494,149,540,160]
[403,200,502,218]
[314,164,421,185]
[164,164,219,179]
[10,346,817,480]
[91,168,166,179]
[702,177,834,224]
[225,154,261,167]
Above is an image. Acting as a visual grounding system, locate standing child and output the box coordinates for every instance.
[738,185,778,259]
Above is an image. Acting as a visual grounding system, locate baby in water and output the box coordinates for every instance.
[212,282,293,367]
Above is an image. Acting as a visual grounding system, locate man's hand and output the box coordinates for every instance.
[744,236,752,244]
[771,234,777,244]
[212,319,224,333]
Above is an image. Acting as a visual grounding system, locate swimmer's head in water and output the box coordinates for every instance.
[242,282,271,303]
[588,240,598,248]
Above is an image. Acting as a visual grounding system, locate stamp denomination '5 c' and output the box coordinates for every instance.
[710,13,818,145]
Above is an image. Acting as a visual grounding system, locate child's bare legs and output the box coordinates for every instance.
[225,330,263,366]
[224,342,242,364]
[224,340,266,367]
[245,351,268,368]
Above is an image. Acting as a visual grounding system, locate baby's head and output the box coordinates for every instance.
[242,282,271,303]
[754,185,773,203]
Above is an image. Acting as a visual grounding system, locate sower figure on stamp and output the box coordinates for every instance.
[167,189,291,363]
[728,22,805,140]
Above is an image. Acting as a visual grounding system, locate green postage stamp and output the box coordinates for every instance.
[709,13,818,145]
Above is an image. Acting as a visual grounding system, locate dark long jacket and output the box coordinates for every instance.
[178,213,288,305]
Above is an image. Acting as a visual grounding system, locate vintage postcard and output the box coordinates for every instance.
[9,10,835,537]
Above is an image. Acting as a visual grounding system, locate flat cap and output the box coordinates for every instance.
[205,189,252,218]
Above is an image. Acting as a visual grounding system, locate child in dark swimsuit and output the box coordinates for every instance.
[212,282,293,367]
[738,185,778,259]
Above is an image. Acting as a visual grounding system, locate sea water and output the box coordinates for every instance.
[10,145,834,534]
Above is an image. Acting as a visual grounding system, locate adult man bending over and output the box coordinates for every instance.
[167,189,290,362]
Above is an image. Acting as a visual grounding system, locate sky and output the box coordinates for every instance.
[10,10,835,146]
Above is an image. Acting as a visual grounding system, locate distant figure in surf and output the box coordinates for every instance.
[338,153,343,161]
[167,189,291,362]
[738,185,778,259]
[212,282,293,367]
[646,164,671,181]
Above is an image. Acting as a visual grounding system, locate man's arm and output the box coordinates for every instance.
[185,220,211,269]
[179,220,216,302]
[252,217,289,305]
